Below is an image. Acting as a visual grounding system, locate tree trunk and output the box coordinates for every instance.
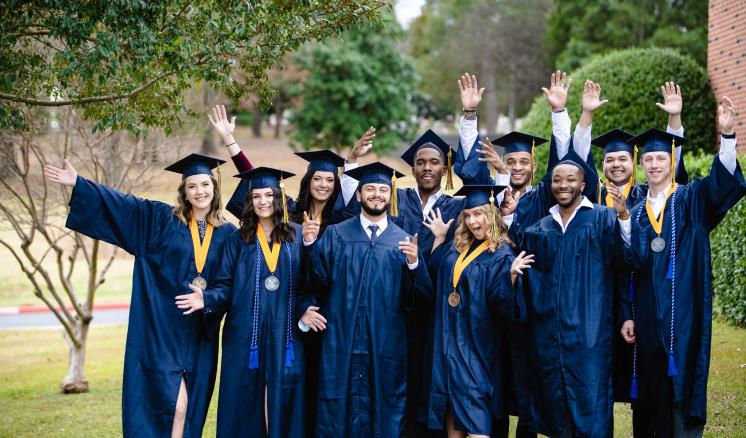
[60,320,90,394]
[252,102,262,138]
[201,87,215,155]
[274,95,283,139]
[508,72,516,131]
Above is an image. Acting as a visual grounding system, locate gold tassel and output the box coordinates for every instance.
[279,177,289,224]
[215,164,222,208]
[530,140,536,186]
[670,138,676,186]
[489,189,499,240]
[445,149,454,191]
[390,171,399,217]
[597,177,603,205]
[631,145,638,187]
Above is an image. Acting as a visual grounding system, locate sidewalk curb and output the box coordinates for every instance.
[0,302,130,315]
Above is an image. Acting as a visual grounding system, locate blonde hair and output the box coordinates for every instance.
[454,204,513,253]
[172,176,225,227]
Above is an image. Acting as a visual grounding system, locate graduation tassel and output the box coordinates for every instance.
[489,189,499,240]
[249,345,259,369]
[279,177,289,224]
[630,374,639,399]
[215,164,223,206]
[445,149,454,191]
[530,140,536,186]
[597,178,603,205]
[631,145,638,187]
[670,138,676,186]
[390,171,399,217]
[285,343,295,368]
[668,352,679,377]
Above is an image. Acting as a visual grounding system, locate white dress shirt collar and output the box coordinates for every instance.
[417,188,443,219]
[549,196,594,233]
[360,213,388,239]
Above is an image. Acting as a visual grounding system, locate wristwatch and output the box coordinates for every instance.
[618,209,630,220]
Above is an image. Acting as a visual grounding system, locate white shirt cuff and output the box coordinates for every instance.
[459,115,479,158]
[298,320,310,332]
[618,217,632,246]
[303,238,316,246]
[551,109,571,158]
[407,260,419,270]
[573,123,592,161]
[495,172,511,186]
[666,125,684,137]
[341,162,360,204]
[719,134,738,174]
[503,213,514,228]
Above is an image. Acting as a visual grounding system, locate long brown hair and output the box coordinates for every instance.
[240,186,296,243]
[289,169,342,233]
[172,176,225,227]
[454,204,513,253]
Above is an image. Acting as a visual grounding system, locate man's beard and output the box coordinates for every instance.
[556,189,583,208]
[361,199,389,216]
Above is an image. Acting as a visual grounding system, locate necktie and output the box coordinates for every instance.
[368,224,379,241]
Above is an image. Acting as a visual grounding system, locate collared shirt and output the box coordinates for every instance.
[548,196,632,244]
[359,213,418,270]
[418,188,443,219]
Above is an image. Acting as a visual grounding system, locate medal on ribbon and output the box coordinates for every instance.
[450,240,491,307]
[257,223,281,291]
[645,184,676,253]
[189,216,214,289]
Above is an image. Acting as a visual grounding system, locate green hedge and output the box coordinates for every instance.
[521,48,716,181]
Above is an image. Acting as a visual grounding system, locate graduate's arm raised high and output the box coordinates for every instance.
[44,159,170,257]
[208,104,254,173]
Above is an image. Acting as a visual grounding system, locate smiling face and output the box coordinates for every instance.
[551,163,586,208]
[603,151,634,186]
[641,152,672,187]
[505,151,535,188]
[462,205,490,240]
[184,174,214,211]
[413,147,445,193]
[356,183,391,217]
[309,171,336,202]
[251,187,275,219]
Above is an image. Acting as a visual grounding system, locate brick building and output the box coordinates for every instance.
[708,0,746,152]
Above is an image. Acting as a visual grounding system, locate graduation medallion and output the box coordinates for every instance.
[651,236,666,253]
[264,275,280,291]
[448,291,461,307]
[192,275,207,290]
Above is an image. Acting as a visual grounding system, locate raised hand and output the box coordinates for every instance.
[44,159,78,186]
[718,96,736,135]
[302,212,321,243]
[175,284,205,315]
[510,251,535,284]
[500,187,521,217]
[207,104,237,144]
[476,137,506,173]
[398,233,419,265]
[458,73,485,110]
[656,82,682,115]
[606,184,628,215]
[581,80,608,113]
[423,208,454,240]
[621,320,636,343]
[300,306,327,332]
[541,70,572,112]
[348,127,376,163]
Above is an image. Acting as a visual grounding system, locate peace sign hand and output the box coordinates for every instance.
[302,211,321,244]
[476,137,506,173]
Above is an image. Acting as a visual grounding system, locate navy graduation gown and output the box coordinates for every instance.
[421,242,521,434]
[202,224,306,438]
[304,216,432,437]
[65,177,235,438]
[512,205,643,437]
[626,156,746,426]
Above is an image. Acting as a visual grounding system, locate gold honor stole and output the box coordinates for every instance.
[449,240,491,307]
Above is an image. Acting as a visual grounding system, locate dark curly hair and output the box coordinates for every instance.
[240,186,296,243]
[289,169,342,232]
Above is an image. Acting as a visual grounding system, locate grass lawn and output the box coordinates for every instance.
[0,321,744,437]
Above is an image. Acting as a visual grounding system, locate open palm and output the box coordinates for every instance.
[541,70,571,112]
[458,73,484,110]
[207,104,236,140]
[43,159,78,186]
[656,82,682,115]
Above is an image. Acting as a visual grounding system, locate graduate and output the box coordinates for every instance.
[511,159,642,438]
[619,98,745,437]
[584,82,689,209]
[300,162,432,437]
[343,128,465,437]
[419,185,532,438]
[43,154,235,438]
[175,167,308,437]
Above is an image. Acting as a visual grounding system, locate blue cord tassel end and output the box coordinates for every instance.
[629,375,639,399]
[667,352,679,376]
[666,257,674,280]
[249,345,259,369]
[285,343,295,368]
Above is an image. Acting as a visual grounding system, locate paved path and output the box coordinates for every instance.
[0,308,129,329]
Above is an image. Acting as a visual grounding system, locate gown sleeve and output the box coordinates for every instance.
[454,134,493,185]
[687,155,746,231]
[230,150,253,173]
[486,249,525,321]
[202,232,241,316]
[65,176,170,257]
[301,226,337,313]
[402,248,434,311]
